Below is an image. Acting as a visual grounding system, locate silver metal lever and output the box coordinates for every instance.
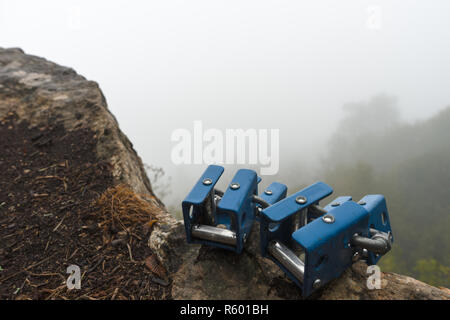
[268,241,305,283]
[191,224,237,246]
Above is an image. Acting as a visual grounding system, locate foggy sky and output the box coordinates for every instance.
[1,1,450,207]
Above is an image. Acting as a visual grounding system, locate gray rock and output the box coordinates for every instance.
[0,47,157,199]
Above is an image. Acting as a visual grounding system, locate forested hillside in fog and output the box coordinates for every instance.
[316,95,450,286]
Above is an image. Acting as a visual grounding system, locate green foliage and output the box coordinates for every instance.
[414,259,450,287]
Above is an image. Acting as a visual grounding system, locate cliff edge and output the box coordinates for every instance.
[0,48,448,300]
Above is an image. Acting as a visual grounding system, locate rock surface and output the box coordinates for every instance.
[1,48,448,300]
[0,47,156,200]
[168,223,450,300]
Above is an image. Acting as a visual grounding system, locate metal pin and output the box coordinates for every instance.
[268,241,305,283]
[230,182,240,190]
[331,202,340,207]
[322,214,335,224]
[203,178,212,185]
[295,195,307,204]
[191,224,237,246]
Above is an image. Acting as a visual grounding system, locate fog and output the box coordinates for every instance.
[1,0,450,208]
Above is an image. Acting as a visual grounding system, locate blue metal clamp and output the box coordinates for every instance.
[260,182,333,259]
[261,184,393,297]
[182,168,393,296]
[259,182,333,292]
[182,165,287,253]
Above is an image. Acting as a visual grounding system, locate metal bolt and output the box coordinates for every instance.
[313,279,322,289]
[295,195,307,204]
[230,182,240,190]
[358,201,366,205]
[202,178,212,185]
[322,214,335,224]
[331,202,340,207]
[264,189,273,195]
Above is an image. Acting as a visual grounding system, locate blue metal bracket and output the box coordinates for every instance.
[260,182,333,258]
[215,168,258,253]
[182,165,287,253]
[292,200,369,297]
[356,195,393,265]
[255,182,288,221]
[260,188,393,297]
[182,164,223,242]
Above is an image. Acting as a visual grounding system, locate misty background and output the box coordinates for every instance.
[1,1,449,286]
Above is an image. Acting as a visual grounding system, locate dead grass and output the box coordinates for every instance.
[94,184,158,233]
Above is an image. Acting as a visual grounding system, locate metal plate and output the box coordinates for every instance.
[357,195,393,265]
[292,201,369,297]
[262,182,333,223]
